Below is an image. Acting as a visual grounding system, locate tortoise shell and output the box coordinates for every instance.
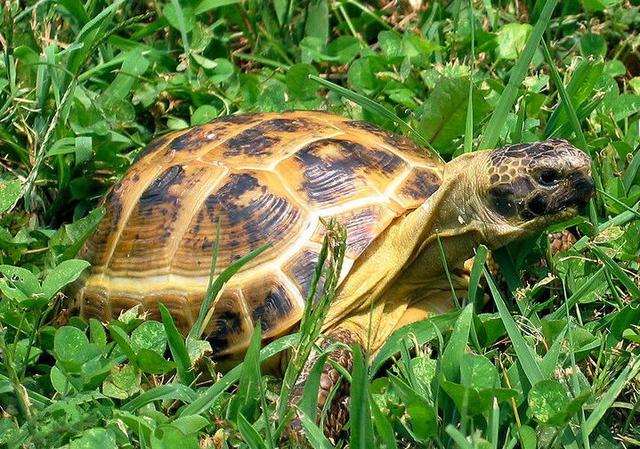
[74,111,443,359]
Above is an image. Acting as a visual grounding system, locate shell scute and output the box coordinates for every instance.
[242,276,301,338]
[277,138,408,208]
[172,169,308,276]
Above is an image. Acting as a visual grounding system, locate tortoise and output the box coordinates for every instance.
[71,110,593,437]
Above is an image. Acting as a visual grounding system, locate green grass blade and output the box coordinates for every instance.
[179,333,298,417]
[446,424,473,449]
[350,346,374,449]
[159,303,194,385]
[468,245,488,306]
[298,352,330,419]
[122,384,197,412]
[371,311,459,374]
[189,242,270,340]
[483,268,543,385]
[581,357,640,437]
[479,0,559,149]
[227,323,262,422]
[441,304,473,382]
[541,40,588,149]
[238,413,268,449]
[591,246,640,298]
[370,392,398,449]
[548,267,606,320]
[299,409,335,449]
[464,0,475,153]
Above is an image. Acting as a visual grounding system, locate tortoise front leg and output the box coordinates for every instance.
[286,329,361,444]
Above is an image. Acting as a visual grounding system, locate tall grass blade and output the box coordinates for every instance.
[179,334,298,416]
[441,304,473,382]
[581,357,640,437]
[122,384,197,412]
[350,346,374,449]
[299,409,335,449]
[483,268,543,385]
[479,0,559,149]
[189,242,270,340]
[371,312,460,374]
[238,413,268,449]
[370,393,398,449]
[159,304,194,385]
[468,245,488,306]
[541,40,588,149]
[591,246,640,298]
[464,0,475,153]
[277,221,346,421]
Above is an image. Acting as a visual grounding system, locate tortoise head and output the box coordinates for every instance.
[480,139,594,232]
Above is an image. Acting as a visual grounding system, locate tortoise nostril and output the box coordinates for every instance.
[527,193,548,216]
[538,168,561,187]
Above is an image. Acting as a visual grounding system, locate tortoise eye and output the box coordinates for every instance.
[537,168,561,186]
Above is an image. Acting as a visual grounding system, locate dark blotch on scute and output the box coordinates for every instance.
[204,173,301,255]
[401,170,440,201]
[208,310,243,351]
[138,165,184,211]
[223,118,311,157]
[296,138,404,204]
[287,249,325,302]
[104,187,123,229]
[170,128,210,152]
[252,285,293,333]
[224,128,280,157]
[488,184,517,217]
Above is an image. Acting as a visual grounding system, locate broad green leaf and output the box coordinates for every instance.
[136,349,176,374]
[99,48,149,109]
[54,326,100,371]
[130,321,167,355]
[496,23,532,60]
[305,0,329,44]
[287,64,320,99]
[418,77,490,153]
[41,259,90,300]
[0,179,21,215]
[69,428,117,449]
[0,265,41,298]
[191,105,218,125]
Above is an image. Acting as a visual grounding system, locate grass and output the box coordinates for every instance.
[1,0,640,448]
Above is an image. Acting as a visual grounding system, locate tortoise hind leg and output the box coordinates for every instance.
[286,329,362,444]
